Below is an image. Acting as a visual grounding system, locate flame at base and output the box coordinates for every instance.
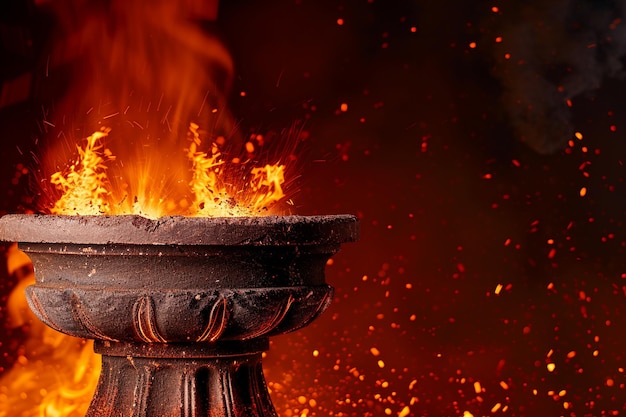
[0,245,99,417]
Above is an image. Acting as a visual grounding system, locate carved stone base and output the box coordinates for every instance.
[88,340,276,417]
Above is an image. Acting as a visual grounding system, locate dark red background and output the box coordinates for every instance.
[2,1,626,415]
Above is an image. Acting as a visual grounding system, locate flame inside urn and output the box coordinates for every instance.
[45,122,288,219]
[35,0,292,220]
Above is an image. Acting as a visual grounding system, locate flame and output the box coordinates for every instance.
[35,0,289,218]
[49,128,114,215]
[0,245,100,416]
[185,122,286,217]
[5,0,291,414]
[47,122,287,217]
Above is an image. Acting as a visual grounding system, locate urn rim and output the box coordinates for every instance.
[0,214,359,246]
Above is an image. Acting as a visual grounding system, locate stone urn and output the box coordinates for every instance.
[0,214,359,416]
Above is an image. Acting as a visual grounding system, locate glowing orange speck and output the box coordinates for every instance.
[580,187,587,197]
[337,18,344,25]
[469,42,477,49]
[474,381,482,394]
[492,6,500,12]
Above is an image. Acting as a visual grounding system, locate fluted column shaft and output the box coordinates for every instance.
[87,340,276,417]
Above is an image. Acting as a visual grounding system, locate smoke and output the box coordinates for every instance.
[489,0,626,154]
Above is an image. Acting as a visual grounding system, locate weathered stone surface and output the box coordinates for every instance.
[0,214,359,246]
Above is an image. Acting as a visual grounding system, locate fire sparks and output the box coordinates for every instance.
[46,122,287,218]
[185,122,286,217]
[49,128,113,215]
[4,0,626,415]
[2,0,295,413]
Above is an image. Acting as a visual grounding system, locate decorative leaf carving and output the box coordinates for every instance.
[70,292,118,341]
[196,296,228,342]
[133,295,167,342]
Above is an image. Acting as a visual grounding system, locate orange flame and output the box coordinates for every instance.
[49,128,114,215]
[36,0,291,218]
[5,0,294,414]
[0,245,100,416]
[47,122,287,217]
[185,122,286,217]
